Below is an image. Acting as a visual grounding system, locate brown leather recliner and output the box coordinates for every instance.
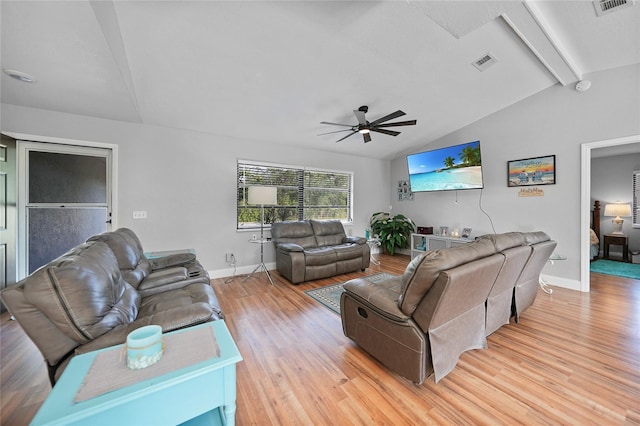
[1,239,223,386]
[341,238,502,384]
[341,231,556,384]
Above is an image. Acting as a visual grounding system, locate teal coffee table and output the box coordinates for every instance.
[31,321,242,426]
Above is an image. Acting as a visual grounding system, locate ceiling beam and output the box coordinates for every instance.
[501,2,582,86]
[90,0,142,121]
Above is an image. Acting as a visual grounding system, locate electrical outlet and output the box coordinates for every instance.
[133,210,147,219]
[226,253,235,263]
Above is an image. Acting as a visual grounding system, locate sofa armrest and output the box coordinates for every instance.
[343,277,408,322]
[343,236,366,245]
[149,252,197,270]
[137,267,189,294]
[277,242,304,252]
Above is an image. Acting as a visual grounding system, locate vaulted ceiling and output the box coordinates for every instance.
[1,1,639,160]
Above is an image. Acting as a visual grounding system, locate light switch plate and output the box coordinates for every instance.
[133,211,147,219]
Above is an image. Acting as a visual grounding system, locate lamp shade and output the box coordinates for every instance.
[248,186,277,206]
[603,203,632,218]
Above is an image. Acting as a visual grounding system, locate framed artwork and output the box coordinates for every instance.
[439,226,448,236]
[0,145,6,162]
[461,227,472,239]
[507,155,556,187]
[398,180,413,201]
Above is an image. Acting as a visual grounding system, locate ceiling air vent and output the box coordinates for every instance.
[472,52,499,72]
[593,0,634,16]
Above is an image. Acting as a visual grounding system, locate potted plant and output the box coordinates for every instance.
[369,212,416,255]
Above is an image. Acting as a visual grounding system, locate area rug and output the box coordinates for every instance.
[304,272,397,315]
[590,259,640,280]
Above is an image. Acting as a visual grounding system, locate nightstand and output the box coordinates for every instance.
[603,234,629,262]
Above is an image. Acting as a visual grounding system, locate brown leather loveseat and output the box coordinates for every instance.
[1,229,223,385]
[340,231,555,384]
[271,220,370,284]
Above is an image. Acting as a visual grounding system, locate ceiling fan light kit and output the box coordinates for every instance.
[3,68,34,83]
[319,105,417,143]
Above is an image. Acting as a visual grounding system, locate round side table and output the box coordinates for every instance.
[367,238,381,266]
[540,254,566,294]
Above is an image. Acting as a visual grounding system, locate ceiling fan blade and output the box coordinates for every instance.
[375,119,417,128]
[335,131,358,143]
[318,129,355,136]
[363,132,372,143]
[371,128,400,136]
[369,110,405,126]
[320,121,354,127]
[353,109,367,125]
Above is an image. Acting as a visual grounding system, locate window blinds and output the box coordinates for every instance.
[633,170,639,228]
[237,160,353,229]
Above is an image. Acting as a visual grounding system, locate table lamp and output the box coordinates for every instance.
[603,203,631,235]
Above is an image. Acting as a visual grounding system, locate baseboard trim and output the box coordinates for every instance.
[210,268,583,292]
[540,274,583,292]
[209,262,276,280]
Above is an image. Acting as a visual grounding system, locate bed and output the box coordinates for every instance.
[590,200,601,260]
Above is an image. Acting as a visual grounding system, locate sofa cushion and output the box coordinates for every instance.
[271,221,318,249]
[22,241,140,344]
[74,283,222,359]
[311,220,346,247]
[333,243,364,261]
[398,239,496,315]
[343,276,407,322]
[303,247,337,266]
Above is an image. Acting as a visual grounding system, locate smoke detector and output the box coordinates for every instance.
[575,80,592,92]
[593,0,634,17]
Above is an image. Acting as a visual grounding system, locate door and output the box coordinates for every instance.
[19,141,113,275]
[0,135,17,311]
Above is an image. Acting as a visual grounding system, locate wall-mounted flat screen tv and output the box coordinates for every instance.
[406,141,484,192]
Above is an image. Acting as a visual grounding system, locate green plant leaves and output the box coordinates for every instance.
[369,212,416,255]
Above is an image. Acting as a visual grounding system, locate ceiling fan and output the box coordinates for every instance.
[319,106,417,143]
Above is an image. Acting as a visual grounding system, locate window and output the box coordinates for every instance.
[237,160,353,230]
[633,170,639,228]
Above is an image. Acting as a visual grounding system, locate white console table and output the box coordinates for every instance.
[410,233,471,259]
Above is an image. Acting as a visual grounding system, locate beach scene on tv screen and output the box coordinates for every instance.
[407,141,483,192]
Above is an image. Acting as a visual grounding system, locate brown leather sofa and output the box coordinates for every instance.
[1,230,223,386]
[340,231,556,384]
[271,220,370,284]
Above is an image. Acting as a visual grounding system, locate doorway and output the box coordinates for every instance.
[581,134,640,292]
[17,141,115,277]
[0,135,17,311]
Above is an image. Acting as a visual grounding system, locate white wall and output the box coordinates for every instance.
[390,64,640,289]
[591,153,640,253]
[3,63,638,285]
[1,104,390,277]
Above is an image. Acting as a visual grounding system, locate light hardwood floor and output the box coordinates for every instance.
[1,254,639,425]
